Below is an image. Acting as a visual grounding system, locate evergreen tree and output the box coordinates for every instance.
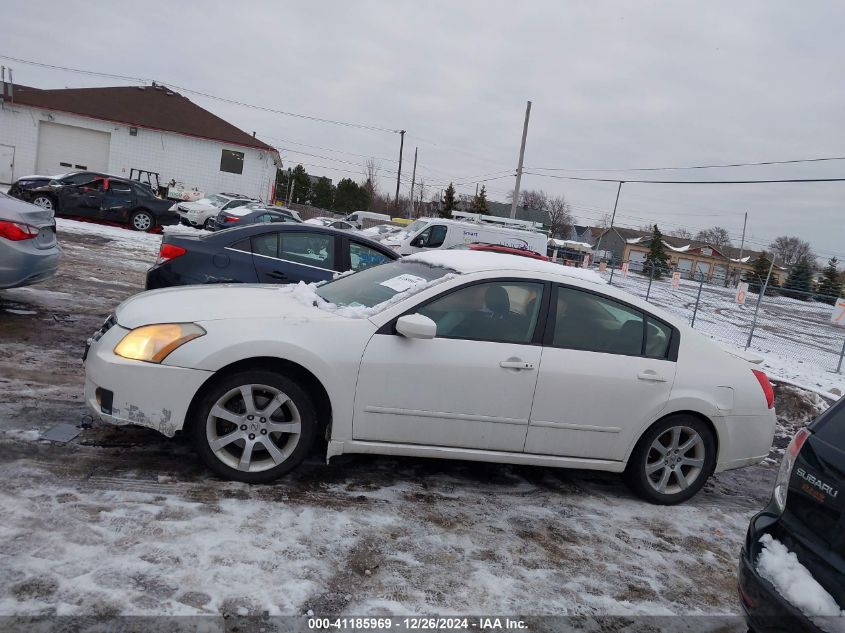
[289,164,311,204]
[783,256,813,300]
[310,177,334,210]
[471,185,489,214]
[439,182,457,218]
[643,224,670,278]
[334,178,369,213]
[743,253,777,294]
[815,256,842,304]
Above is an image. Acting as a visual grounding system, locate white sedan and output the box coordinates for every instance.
[83,251,776,504]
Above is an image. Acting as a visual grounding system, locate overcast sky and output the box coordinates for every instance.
[2,1,843,260]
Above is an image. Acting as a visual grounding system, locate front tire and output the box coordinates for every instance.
[190,370,317,483]
[625,414,716,504]
[203,218,215,230]
[130,210,155,231]
[31,195,55,211]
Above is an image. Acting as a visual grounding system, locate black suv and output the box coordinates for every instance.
[738,396,844,632]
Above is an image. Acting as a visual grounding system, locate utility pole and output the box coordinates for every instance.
[394,130,405,214]
[592,181,624,263]
[739,211,747,261]
[408,147,418,218]
[510,100,532,219]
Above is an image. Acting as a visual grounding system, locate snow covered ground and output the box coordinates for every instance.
[600,268,845,398]
[0,220,837,619]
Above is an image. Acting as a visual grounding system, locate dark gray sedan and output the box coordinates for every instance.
[0,192,60,289]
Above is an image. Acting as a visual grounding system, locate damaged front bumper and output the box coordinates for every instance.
[83,322,213,437]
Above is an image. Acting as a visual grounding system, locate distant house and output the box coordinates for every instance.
[594,226,787,285]
[0,80,281,200]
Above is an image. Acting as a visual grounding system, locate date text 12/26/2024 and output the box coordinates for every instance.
[308,618,528,630]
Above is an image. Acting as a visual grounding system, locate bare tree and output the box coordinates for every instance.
[769,236,817,267]
[362,158,380,211]
[667,227,693,239]
[694,226,733,250]
[519,189,549,210]
[547,195,574,239]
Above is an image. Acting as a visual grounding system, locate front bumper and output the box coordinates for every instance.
[738,512,825,633]
[83,322,213,436]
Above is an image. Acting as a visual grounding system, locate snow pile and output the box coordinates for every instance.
[757,534,844,620]
[285,274,456,319]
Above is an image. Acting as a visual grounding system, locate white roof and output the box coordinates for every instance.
[404,250,605,284]
[549,238,593,251]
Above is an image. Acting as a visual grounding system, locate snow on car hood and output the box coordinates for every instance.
[115,284,341,329]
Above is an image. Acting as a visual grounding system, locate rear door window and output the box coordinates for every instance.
[251,233,279,258]
[551,286,645,356]
[279,232,335,269]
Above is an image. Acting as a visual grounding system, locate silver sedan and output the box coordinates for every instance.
[0,191,60,289]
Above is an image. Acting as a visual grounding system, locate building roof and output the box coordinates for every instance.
[8,83,275,151]
[599,225,774,263]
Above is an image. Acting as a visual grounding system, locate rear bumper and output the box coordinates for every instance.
[714,409,777,473]
[0,242,60,289]
[83,323,213,436]
[739,550,822,633]
[738,511,829,633]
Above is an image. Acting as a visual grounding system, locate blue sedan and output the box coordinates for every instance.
[145,223,399,290]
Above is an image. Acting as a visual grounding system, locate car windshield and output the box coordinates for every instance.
[404,219,429,234]
[315,260,455,309]
[206,195,229,208]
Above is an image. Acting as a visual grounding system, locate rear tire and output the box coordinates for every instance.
[31,195,55,211]
[625,414,716,504]
[130,210,154,231]
[190,370,317,483]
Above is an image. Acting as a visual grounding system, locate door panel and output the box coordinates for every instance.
[526,349,675,459]
[353,280,546,451]
[354,336,541,451]
[524,284,677,460]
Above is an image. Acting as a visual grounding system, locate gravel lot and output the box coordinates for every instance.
[0,220,831,618]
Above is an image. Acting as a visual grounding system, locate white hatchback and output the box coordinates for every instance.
[83,251,776,504]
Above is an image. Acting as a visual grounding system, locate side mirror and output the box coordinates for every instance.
[410,236,424,247]
[395,314,437,340]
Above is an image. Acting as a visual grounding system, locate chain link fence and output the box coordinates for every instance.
[593,259,845,377]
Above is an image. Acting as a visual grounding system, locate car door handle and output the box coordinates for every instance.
[266,270,288,280]
[637,370,667,382]
[500,360,535,370]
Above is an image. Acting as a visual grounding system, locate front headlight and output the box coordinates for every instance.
[114,323,205,363]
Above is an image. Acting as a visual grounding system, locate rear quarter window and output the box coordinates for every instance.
[811,398,845,446]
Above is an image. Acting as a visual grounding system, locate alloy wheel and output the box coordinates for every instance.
[205,383,302,473]
[132,212,153,231]
[644,425,706,495]
[32,196,54,211]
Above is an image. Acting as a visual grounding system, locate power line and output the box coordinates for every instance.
[525,155,845,173]
[0,53,401,134]
[522,172,845,184]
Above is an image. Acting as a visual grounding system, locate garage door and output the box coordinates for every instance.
[36,122,111,176]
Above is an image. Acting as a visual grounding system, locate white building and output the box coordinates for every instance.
[0,81,281,201]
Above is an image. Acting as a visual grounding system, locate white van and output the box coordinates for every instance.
[344,211,391,229]
[398,218,547,256]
